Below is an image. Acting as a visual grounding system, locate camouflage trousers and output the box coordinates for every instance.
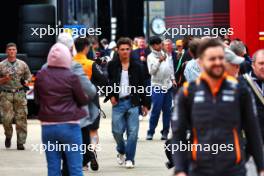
[0,91,28,144]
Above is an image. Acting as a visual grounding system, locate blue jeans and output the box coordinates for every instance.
[112,99,139,162]
[147,88,172,136]
[42,123,83,176]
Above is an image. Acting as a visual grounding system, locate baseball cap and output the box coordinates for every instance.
[224,48,244,65]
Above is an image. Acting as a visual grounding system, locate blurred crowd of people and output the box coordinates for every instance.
[1,33,264,176]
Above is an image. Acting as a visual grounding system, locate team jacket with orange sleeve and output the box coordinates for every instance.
[171,72,264,176]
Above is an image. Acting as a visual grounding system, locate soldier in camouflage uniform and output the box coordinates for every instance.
[0,43,31,150]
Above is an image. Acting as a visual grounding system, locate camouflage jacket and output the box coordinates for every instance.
[0,58,31,90]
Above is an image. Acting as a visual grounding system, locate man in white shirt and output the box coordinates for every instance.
[106,37,150,168]
[146,36,175,140]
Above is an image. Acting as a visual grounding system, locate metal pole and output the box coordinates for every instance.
[110,0,112,20]
[94,0,98,28]
[110,0,113,41]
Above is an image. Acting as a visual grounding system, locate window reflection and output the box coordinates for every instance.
[67,0,96,28]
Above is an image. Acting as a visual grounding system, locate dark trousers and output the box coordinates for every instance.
[164,139,174,169]
[82,125,93,166]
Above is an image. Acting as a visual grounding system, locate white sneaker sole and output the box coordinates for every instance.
[117,155,125,165]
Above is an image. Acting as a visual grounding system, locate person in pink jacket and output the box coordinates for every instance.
[34,43,89,176]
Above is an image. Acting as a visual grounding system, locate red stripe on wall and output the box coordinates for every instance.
[166,17,229,22]
[166,13,229,18]
[166,21,229,25]
[166,15,229,20]
[166,19,229,23]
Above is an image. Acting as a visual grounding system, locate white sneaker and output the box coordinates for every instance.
[145,114,150,120]
[117,154,125,165]
[125,160,134,169]
[82,165,88,171]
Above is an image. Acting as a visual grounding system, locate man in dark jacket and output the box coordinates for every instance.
[229,40,252,74]
[105,37,151,168]
[244,49,264,140]
[74,37,109,171]
[173,36,192,88]
[131,37,151,86]
[172,38,264,176]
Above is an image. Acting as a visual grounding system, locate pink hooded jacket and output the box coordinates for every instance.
[35,43,89,122]
[47,43,72,69]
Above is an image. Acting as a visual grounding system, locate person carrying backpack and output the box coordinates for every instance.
[171,38,264,176]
